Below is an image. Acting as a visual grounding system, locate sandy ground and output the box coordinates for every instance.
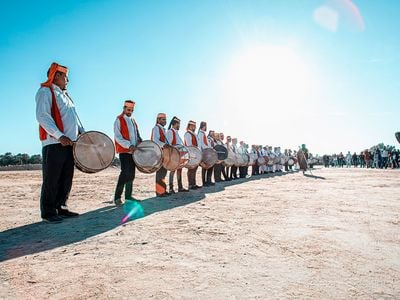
[0,167,399,299]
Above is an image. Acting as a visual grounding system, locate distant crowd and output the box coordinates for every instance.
[322,147,399,169]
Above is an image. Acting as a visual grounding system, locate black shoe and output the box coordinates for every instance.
[209,182,215,186]
[169,189,176,194]
[42,215,63,224]
[114,198,123,207]
[189,185,200,190]
[58,208,79,218]
[156,192,171,197]
[178,188,189,192]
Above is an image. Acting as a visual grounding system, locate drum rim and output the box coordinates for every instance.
[73,130,115,173]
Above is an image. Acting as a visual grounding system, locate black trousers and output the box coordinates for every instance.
[114,153,136,200]
[284,162,289,171]
[230,166,238,179]
[156,166,168,195]
[202,167,214,185]
[169,168,183,190]
[252,164,259,175]
[187,166,198,187]
[239,166,247,178]
[40,144,75,218]
[214,163,227,182]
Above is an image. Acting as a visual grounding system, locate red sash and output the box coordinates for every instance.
[39,86,64,140]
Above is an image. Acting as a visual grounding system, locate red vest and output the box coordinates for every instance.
[151,125,166,143]
[185,131,198,147]
[202,132,208,146]
[39,87,64,140]
[115,114,139,154]
[171,129,177,145]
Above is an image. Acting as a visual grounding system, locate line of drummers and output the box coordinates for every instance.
[109,100,300,206]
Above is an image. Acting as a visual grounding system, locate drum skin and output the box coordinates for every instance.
[234,153,250,167]
[162,144,189,171]
[288,158,295,166]
[200,148,218,169]
[248,153,257,166]
[214,144,228,161]
[133,140,163,174]
[256,156,265,166]
[185,146,202,169]
[73,131,115,173]
[222,150,236,167]
[267,154,275,166]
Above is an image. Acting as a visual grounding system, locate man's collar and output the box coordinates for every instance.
[52,84,63,93]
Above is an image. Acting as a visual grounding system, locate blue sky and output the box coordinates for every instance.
[0,0,399,155]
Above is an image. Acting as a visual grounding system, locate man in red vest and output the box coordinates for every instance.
[113,100,142,206]
[151,113,170,197]
[198,121,215,187]
[166,116,189,193]
[184,120,201,190]
[36,62,84,223]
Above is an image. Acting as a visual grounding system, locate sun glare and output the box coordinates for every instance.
[218,45,315,147]
[222,45,310,111]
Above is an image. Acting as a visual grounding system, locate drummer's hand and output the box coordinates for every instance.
[59,136,73,146]
[129,145,137,153]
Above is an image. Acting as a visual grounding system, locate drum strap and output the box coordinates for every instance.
[39,86,64,140]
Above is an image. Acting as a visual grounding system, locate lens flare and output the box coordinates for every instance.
[121,200,144,224]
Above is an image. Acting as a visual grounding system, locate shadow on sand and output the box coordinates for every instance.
[0,170,297,262]
[303,172,326,180]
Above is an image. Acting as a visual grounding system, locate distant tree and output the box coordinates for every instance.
[1,152,14,166]
[29,154,42,164]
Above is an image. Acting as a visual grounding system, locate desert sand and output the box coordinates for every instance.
[0,167,399,299]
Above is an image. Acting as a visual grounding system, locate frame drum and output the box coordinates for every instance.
[248,153,257,166]
[162,144,189,171]
[185,146,202,169]
[222,150,236,167]
[200,148,218,169]
[267,154,275,166]
[133,140,163,174]
[73,131,115,173]
[257,156,266,166]
[214,144,228,161]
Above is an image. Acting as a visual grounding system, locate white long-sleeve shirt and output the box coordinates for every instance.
[114,115,139,148]
[232,143,238,153]
[166,128,183,146]
[35,84,83,147]
[184,131,198,147]
[197,130,209,150]
[151,124,168,147]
